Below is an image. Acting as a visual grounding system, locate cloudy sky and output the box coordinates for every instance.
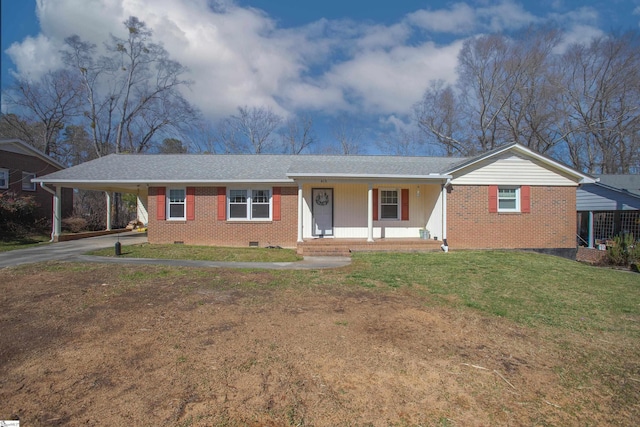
[2,0,640,152]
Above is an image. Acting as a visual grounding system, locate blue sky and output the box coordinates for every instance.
[2,0,640,153]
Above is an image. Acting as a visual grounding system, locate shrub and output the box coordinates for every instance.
[0,191,40,239]
[62,216,89,233]
[606,233,640,267]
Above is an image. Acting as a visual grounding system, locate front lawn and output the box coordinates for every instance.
[1,250,637,426]
[88,242,302,262]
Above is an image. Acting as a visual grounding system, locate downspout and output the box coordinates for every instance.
[40,182,61,242]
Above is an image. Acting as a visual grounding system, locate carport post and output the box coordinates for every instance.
[105,192,112,231]
[53,186,61,238]
[39,183,61,241]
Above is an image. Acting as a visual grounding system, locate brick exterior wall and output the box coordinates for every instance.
[148,186,298,247]
[0,150,73,219]
[447,185,576,249]
[576,247,608,264]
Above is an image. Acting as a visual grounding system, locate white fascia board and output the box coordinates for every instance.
[286,173,452,180]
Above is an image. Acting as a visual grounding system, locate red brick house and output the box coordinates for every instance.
[33,143,595,251]
[0,139,73,221]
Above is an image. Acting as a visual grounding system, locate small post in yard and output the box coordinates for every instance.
[115,235,121,256]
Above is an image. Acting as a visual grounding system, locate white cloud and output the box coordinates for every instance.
[4,0,613,128]
[324,40,463,115]
[406,1,536,34]
[407,3,477,34]
[5,34,64,80]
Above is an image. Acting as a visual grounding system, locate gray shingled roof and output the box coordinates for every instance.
[596,175,640,196]
[35,153,468,185]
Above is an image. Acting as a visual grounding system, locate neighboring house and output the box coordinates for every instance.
[33,142,595,250]
[0,139,73,220]
[577,175,640,247]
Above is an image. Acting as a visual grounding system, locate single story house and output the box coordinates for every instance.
[0,139,73,220]
[33,142,595,251]
[577,175,640,247]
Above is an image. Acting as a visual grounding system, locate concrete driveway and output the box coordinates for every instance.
[0,232,148,268]
[0,232,351,270]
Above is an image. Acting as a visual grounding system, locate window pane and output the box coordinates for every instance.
[169,204,184,218]
[22,173,35,191]
[0,170,7,188]
[498,188,516,198]
[252,203,270,218]
[499,199,516,210]
[252,189,269,203]
[229,204,247,218]
[230,190,247,203]
[381,190,397,204]
[381,205,398,219]
[169,189,185,202]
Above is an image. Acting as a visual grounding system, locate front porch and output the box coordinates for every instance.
[297,237,443,257]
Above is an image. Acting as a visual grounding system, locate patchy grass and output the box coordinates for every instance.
[88,242,302,262]
[348,251,640,334]
[2,250,638,426]
[0,235,50,252]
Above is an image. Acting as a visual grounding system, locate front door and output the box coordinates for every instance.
[312,188,333,237]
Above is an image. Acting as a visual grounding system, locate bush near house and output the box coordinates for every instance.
[0,191,44,238]
[606,233,640,269]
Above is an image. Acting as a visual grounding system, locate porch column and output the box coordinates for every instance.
[297,184,304,242]
[367,183,374,242]
[105,192,112,231]
[53,186,61,239]
[588,211,594,248]
[441,183,448,240]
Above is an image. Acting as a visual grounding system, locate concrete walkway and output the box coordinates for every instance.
[0,232,351,270]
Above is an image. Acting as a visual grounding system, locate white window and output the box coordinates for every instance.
[380,189,399,220]
[0,168,8,189]
[22,172,36,191]
[167,188,186,220]
[498,187,520,212]
[228,188,271,220]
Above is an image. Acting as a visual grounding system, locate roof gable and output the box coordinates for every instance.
[446,142,596,184]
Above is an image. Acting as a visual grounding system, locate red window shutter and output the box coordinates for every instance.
[156,187,166,220]
[521,185,531,213]
[373,188,379,220]
[186,187,195,220]
[401,188,409,221]
[272,187,281,221]
[217,186,226,221]
[488,185,498,213]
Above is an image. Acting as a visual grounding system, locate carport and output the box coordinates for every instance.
[33,175,148,242]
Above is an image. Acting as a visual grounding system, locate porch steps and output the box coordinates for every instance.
[297,238,442,257]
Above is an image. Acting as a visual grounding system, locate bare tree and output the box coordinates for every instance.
[216,106,283,153]
[329,115,363,155]
[414,80,465,156]
[2,69,83,157]
[558,32,640,173]
[280,114,315,154]
[63,16,199,156]
[63,35,115,157]
[0,113,42,147]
